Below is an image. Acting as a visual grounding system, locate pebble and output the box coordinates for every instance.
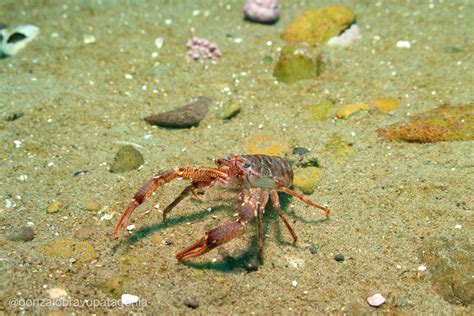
[216,103,241,120]
[75,226,94,240]
[367,293,386,307]
[6,226,35,242]
[121,294,139,305]
[109,145,144,173]
[183,297,199,309]
[334,253,345,262]
[293,167,323,195]
[309,244,319,255]
[144,96,211,128]
[244,255,260,272]
[47,201,63,214]
[84,201,101,212]
[292,147,310,156]
[47,288,68,299]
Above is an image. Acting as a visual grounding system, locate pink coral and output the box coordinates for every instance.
[185,37,221,64]
[243,0,280,24]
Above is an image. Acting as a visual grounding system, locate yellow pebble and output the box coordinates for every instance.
[335,103,369,119]
[47,201,63,214]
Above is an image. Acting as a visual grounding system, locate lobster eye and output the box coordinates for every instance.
[242,163,251,168]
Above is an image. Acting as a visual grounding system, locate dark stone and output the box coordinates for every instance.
[73,170,90,177]
[7,226,35,242]
[144,96,211,128]
[334,253,345,262]
[7,32,27,44]
[164,238,173,246]
[310,244,319,255]
[292,147,310,156]
[183,298,199,309]
[244,255,259,272]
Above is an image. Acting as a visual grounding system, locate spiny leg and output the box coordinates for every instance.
[162,182,206,221]
[278,187,330,217]
[271,189,298,245]
[114,167,228,237]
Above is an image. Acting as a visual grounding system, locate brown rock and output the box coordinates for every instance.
[144,96,211,128]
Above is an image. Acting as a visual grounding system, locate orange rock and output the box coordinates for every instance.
[369,98,400,112]
[282,6,356,46]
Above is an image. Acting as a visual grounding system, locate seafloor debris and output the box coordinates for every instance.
[336,98,400,119]
[367,293,386,307]
[216,102,241,120]
[185,37,221,63]
[327,23,361,48]
[282,6,355,46]
[0,24,39,57]
[273,45,320,84]
[144,96,211,128]
[244,134,285,156]
[293,167,323,195]
[109,145,144,173]
[378,104,474,142]
[243,0,280,24]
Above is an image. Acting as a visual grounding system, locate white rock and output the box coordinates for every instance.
[418,265,427,272]
[327,24,361,48]
[367,293,385,307]
[126,224,136,231]
[396,40,411,48]
[47,288,68,299]
[154,37,164,49]
[291,280,298,288]
[121,294,139,305]
[0,24,39,56]
[83,34,96,44]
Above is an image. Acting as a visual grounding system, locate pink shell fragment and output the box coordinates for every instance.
[367,293,385,307]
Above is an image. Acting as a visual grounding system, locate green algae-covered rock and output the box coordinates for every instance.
[308,100,334,121]
[273,46,320,84]
[282,6,356,46]
[110,145,144,173]
[378,104,474,142]
[293,167,323,195]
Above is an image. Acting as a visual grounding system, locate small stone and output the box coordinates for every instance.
[367,293,385,307]
[293,167,323,195]
[183,297,199,309]
[418,265,427,272]
[84,201,101,212]
[75,226,94,240]
[292,280,298,288]
[164,238,173,245]
[121,294,139,305]
[47,201,63,214]
[292,147,310,156]
[109,145,144,173]
[310,244,319,255]
[144,96,211,128]
[244,255,260,272]
[216,103,241,120]
[334,253,345,262]
[47,288,68,299]
[6,226,35,242]
[273,45,320,84]
[336,103,369,119]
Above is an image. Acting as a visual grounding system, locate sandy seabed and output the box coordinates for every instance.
[0,0,472,314]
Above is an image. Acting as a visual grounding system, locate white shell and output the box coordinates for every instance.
[121,293,139,305]
[367,293,385,307]
[1,24,39,56]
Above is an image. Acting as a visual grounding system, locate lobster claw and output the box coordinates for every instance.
[176,220,244,260]
[176,235,215,260]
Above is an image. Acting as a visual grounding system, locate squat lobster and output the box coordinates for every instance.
[114,154,330,261]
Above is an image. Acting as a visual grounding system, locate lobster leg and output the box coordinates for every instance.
[257,191,269,260]
[176,188,260,260]
[114,167,228,237]
[278,187,330,217]
[162,182,206,221]
[271,190,298,245]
